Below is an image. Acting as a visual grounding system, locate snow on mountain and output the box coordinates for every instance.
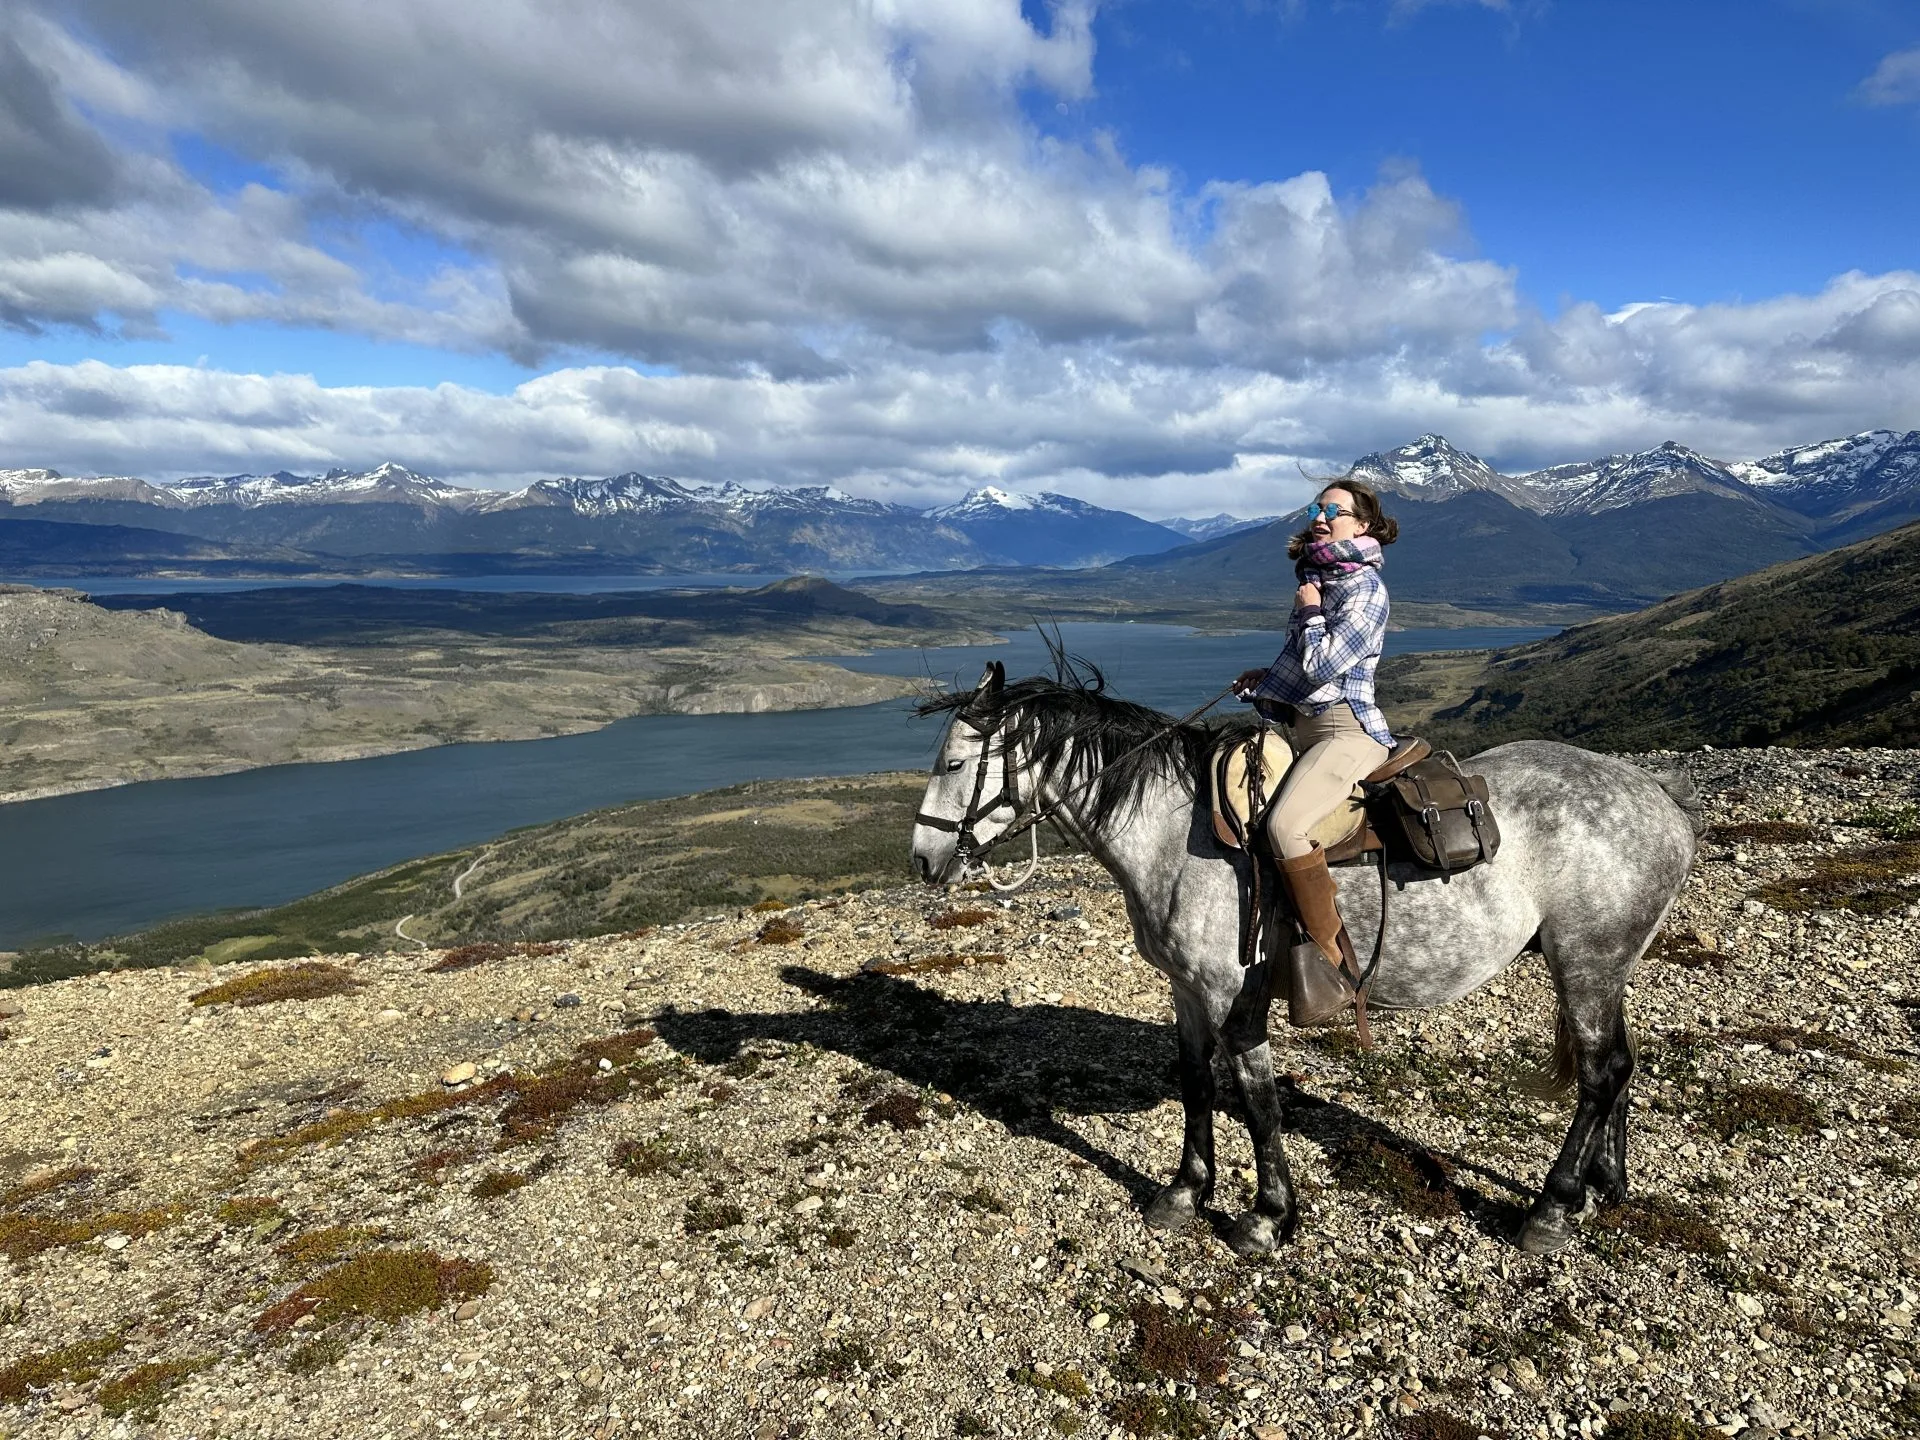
[1161,513,1281,542]
[164,462,505,510]
[1346,435,1547,511]
[0,469,180,506]
[1729,430,1920,517]
[925,486,1051,520]
[1518,441,1762,517]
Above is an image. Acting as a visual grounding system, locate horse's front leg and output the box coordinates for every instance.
[1144,985,1216,1231]
[1221,958,1298,1255]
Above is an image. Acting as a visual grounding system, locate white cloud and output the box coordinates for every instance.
[0,1,1912,512]
[1857,45,1920,107]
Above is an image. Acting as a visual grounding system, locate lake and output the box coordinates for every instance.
[0,622,1557,947]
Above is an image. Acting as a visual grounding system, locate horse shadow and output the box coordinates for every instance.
[651,965,1534,1243]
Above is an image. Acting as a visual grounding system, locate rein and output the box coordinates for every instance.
[917,682,1241,889]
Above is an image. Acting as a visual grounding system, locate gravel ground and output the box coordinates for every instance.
[1,747,1917,1440]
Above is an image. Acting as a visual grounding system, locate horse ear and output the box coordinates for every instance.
[977,661,1005,696]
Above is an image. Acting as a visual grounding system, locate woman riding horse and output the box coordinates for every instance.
[1233,478,1399,1027]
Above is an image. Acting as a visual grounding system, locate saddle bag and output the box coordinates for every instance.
[1377,751,1500,875]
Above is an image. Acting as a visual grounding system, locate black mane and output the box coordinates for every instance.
[914,645,1255,831]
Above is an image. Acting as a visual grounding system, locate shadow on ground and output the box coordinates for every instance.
[654,965,1535,1243]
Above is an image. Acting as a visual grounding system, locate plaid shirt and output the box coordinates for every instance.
[1252,565,1394,748]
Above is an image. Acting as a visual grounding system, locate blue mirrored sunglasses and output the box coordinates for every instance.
[1306,501,1345,521]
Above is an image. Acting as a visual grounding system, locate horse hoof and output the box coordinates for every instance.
[1225,1211,1291,1257]
[1143,1186,1201,1231]
[1517,1209,1577,1255]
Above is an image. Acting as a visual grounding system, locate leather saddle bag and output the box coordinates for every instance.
[1377,751,1500,875]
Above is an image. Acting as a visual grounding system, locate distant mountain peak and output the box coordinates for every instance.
[1348,434,1546,511]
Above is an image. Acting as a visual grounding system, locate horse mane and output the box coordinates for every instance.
[914,637,1257,831]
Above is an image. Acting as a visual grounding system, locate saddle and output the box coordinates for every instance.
[1209,730,1433,863]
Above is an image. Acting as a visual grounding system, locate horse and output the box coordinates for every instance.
[909,659,1703,1256]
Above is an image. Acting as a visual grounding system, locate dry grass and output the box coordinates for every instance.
[0,1330,128,1403]
[426,940,563,974]
[1749,840,1920,915]
[189,962,363,1008]
[929,908,995,930]
[1706,821,1823,845]
[255,1249,493,1338]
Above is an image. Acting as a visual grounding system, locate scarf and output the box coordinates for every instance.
[1296,534,1384,584]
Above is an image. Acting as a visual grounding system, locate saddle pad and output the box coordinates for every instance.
[1209,729,1369,854]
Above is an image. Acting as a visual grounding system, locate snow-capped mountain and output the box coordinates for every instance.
[1161,513,1281,543]
[167,462,504,511]
[1347,435,1548,512]
[1517,441,1763,517]
[924,487,1186,567]
[1730,429,1920,519]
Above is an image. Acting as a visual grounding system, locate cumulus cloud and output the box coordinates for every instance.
[0,0,1912,511]
[1857,45,1920,107]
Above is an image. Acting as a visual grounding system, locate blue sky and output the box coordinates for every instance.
[1,0,1916,508]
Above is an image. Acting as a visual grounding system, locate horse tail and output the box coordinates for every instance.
[1652,765,1707,840]
[1520,1011,1580,1100]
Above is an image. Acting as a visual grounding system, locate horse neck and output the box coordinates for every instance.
[1038,743,1191,912]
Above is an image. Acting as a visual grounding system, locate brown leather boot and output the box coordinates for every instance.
[1279,846,1363,1028]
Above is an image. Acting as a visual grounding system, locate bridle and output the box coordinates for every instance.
[915,680,1240,891]
[913,705,1043,889]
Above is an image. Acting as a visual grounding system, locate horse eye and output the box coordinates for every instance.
[944,758,965,773]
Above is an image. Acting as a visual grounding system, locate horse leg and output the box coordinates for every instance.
[1221,1036,1298,1256]
[1144,986,1216,1231]
[1520,1001,1634,1254]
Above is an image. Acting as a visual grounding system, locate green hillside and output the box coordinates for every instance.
[1378,519,1920,753]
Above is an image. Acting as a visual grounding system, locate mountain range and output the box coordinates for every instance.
[0,428,1915,600]
[0,465,1185,574]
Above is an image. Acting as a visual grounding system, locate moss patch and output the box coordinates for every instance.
[1116,1303,1229,1386]
[97,1356,214,1418]
[0,1330,128,1403]
[427,940,563,974]
[1398,1414,1508,1440]
[190,961,364,1008]
[929,909,995,930]
[1709,1083,1826,1140]
[1591,1196,1728,1256]
[1601,1412,1710,1440]
[612,1134,704,1179]
[255,1249,493,1337]
[0,1164,99,1208]
[684,1197,746,1235]
[862,1092,926,1131]
[0,1205,183,1263]
[1108,1393,1209,1438]
[1012,1365,1091,1399]
[278,1225,385,1274]
[1326,1136,1461,1220]
[1748,840,1920,915]
[798,1336,898,1382]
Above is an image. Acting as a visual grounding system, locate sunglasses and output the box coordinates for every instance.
[1305,501,1346,521]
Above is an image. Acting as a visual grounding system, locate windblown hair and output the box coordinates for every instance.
[915,643,1254,833]
[1287,477,1400,562]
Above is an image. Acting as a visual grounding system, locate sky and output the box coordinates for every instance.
[0,0,1917,516]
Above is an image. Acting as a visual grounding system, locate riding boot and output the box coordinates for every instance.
[1278,846,1363,1028]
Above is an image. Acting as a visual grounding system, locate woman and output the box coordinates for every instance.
[1232,478,1399,1025]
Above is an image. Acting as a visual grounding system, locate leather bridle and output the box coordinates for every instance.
[913,706,1030,869]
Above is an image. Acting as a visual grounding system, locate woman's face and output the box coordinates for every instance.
[1310,487,1369,543]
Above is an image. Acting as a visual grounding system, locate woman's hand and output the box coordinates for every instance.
[1233,668,1268,698]
[1295,581,1322,609]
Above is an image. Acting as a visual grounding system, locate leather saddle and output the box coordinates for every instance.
[1210,730,1432,863]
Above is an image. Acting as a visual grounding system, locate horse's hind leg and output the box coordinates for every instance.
[1144,986,1216,1231]
[1520,996,1635,1255]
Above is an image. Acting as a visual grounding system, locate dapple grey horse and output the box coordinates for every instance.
[910,661,1702,1256]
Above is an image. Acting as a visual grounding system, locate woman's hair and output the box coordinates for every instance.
[1287,476,1400,560]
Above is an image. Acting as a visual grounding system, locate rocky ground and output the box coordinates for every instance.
[1,747,1917,1440]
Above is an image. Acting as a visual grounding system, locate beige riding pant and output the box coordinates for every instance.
[1265,703,1390,860]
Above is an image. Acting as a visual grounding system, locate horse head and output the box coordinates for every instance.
[910,660,1030,885]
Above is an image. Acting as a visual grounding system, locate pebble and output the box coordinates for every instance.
[793,1195,823,1214]
[454,1300,483,1322]
[743,1296,776,1322]
[1284,1323,1309,1343]
[441,1061,478,1086]
[1087,1312,1110,1330]
[554,993,583,1009]
[0,999,23,1019]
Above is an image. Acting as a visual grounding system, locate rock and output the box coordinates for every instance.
[455,1300,483,1322]
[0,998,22,1019]
[1087,1312,1110,1330]
[1508,1355,1541,1393]
[743,1296,776,1322]
[1284,1323,1309,1344]
[375,1008,405,1024]
[554,993,582,1009]
[1117,1255,1166,1285]
[1252,1427,1288,1440]
[793,1195,823,1214]
[1732,1293,1765,1319]
[513,1009,536,1024]
[577,1362,604,1393]
[101,1233,129,1251]
[1157,1285,1185,1309]
[1048,904,1082,922]
[441,1062,478,1087]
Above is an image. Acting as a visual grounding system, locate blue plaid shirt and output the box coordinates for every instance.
[1252,565,1394,748]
